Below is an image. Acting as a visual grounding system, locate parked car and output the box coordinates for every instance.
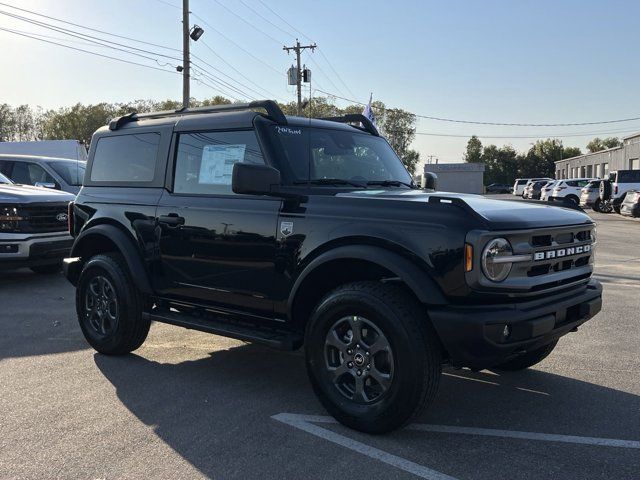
[608,170,640,213]
[540,180,559,202]
[64,100,602,433]
[520,178,552,198]
[0,171,74,273]
[0,154,86,194]
[512,178,530,196]
[579,180,602,209]
[486,183,511,194]
[551,178,594,204]
[619,189,640,217]
[527,180,550,200]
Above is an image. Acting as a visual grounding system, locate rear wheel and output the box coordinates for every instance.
[76,253,150,355]
[30,262,62,274]
[565,195,579,205]
[493,340,558,371]
[305,281,442,433]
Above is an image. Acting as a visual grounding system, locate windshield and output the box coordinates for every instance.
[0,172,12,184]
[268,126,413,187]
[46,160,86,186]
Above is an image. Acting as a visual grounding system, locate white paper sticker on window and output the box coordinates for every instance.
[198,144,246,185]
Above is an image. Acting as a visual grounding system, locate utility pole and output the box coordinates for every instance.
[283,39,316,115]
[182,0,190,109]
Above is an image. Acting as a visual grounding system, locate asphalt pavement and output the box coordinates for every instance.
[0,201,638,480]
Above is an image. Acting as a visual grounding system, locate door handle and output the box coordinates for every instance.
[158,213,185,226]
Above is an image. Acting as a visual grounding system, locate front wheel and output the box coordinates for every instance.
[76,253,150,355]
[493,340,558,371]
[305,281,442,433]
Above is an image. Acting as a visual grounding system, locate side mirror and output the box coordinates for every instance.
[232,163,281,196]
[424,172,438,191]
[35,182,57,189]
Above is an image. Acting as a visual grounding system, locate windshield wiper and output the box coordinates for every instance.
[294,178,366,188]
[366,180,414,188]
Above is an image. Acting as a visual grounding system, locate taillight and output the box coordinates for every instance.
[614,185,618,195]
[67,201,74,235]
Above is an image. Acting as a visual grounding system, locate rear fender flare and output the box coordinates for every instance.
[70,224,152,294]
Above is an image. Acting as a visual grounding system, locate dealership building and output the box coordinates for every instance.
[554,131,640,179]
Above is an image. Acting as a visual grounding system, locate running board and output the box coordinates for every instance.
[143,309,303,351]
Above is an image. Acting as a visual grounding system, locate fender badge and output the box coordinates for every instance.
[280,221,294,237]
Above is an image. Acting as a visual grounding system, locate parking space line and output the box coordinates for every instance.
[408,424,640,449]
[271,413,459,480]
[273,413,640,478]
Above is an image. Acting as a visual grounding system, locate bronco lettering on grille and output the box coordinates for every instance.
[533,244,591,261]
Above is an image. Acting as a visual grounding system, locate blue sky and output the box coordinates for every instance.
[1,0,639,168]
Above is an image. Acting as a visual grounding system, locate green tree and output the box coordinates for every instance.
[482,144,518,184]
[464,136,483,163]
[586,136,621,153]
[562,146,582,159]
[378,107,420,174]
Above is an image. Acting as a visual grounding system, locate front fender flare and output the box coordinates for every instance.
[287,245,447,317]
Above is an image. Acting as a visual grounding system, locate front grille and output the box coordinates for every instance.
[12,203,69,233]
[467,224,595,296]
[514,225,595,291]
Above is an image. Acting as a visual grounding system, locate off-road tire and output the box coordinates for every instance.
[305,281,442,433]
[493,340,558,371]
[30,262,62,274]
[76,253,150,355]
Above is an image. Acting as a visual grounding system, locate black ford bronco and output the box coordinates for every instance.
[64,101,602,433]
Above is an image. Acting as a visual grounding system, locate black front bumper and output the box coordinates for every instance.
[428,279,602,369]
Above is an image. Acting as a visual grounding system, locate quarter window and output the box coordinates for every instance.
[91,133,160,182]
[173,130,265,195]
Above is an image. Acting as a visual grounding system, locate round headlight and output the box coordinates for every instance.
[482,238,513,282]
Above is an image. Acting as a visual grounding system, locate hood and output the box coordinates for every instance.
[336,189,593,230]
[0,183,75,204]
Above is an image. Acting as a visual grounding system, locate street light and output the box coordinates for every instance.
[189,25,204,41]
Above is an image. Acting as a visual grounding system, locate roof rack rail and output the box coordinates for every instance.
[321,114,379,136]
[108,100,287,131]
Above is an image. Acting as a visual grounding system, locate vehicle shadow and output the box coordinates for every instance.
[0,269,88,360]
[95,344,640,479]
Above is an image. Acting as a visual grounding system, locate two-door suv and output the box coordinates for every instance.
[64,101,602,433]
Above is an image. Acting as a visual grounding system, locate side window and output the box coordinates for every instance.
[90,133,160,182]
[577,180,589,187]
[566,181,578,187]
[11,162,56,186]
[173,130,265,195]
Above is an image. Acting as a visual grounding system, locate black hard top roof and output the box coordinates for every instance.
[102,100,379,137]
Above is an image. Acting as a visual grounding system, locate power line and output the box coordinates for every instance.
[190,62,257,101]
[210,0,284,45]
[409,127,640,139]
[251,2,356,98]
[190,12,282,75]
[0,26,179,75]
[0,9,182,63]
[197,39,284,100]
[0,1,181,52]
[190,56,262,100]
[238,0,292,39]
[257,0,311,42]
[316,89,640,128]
